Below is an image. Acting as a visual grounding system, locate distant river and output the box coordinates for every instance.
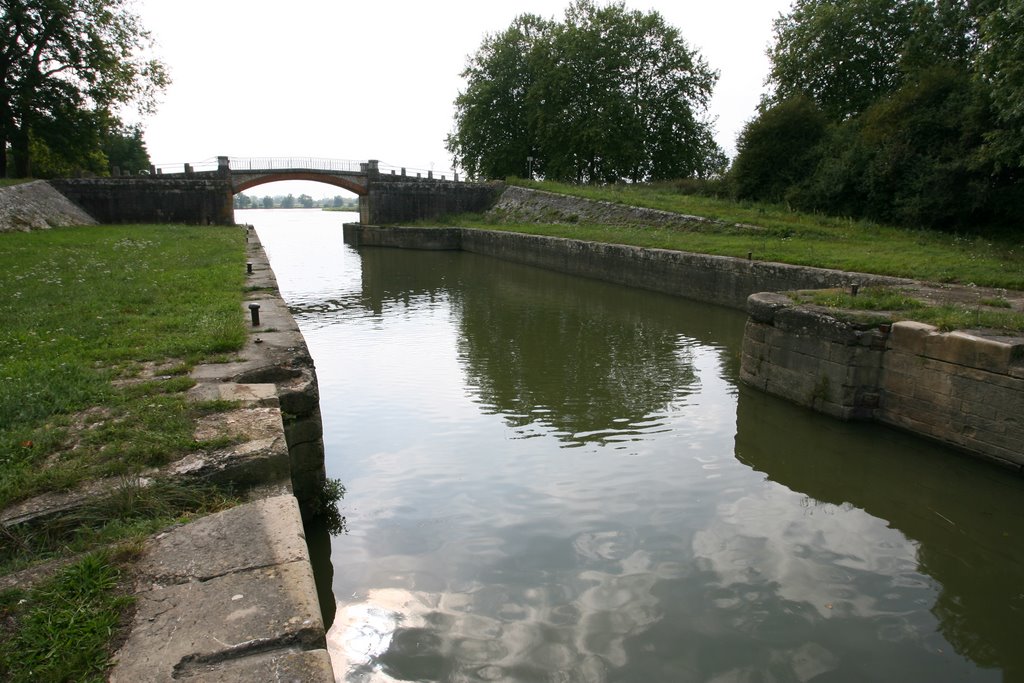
[245,208,1024,682]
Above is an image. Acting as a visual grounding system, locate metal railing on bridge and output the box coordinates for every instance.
[226,157,366,173]
[151,157,463,182]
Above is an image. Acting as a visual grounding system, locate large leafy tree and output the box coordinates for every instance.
[978,0,1024,168]
[0,0,168,177]
[447,0,723,183]
[767,0,981,121]
[446,14,552,181]
[735,0,1024,232]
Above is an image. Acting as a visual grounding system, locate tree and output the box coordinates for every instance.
[332,195,344,208]
[297,193,314,208]
[0,0,168,177]
[977,0,1024,168]
[281,193,295,209]
[766,0,982,121]
[101,120,150,174]
[446,13,552,180]
[262,196,274,209]
[731,96,828,202]
[447,0,723,183]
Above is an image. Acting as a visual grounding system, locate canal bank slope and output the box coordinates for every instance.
[343,218,1024,470]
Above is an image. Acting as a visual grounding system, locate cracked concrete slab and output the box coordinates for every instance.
[171,648,334,681]
[109,495,330,682]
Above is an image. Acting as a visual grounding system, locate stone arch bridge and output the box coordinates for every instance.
[50,157,499,226]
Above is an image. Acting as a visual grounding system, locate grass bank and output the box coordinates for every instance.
[456,178,1024,291]
[0,224,247,680]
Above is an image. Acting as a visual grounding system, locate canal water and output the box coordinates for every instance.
[247,209,1024,682]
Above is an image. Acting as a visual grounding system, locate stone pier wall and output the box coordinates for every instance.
[361,178,502,225]
[740,293,1024,468]
[879,321,1024,465]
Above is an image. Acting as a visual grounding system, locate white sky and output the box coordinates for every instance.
[133,0,793,197]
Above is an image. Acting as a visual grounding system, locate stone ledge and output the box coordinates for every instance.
[109,496,329,682]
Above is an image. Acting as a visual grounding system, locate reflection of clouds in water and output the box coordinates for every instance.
[327,530,679,682]
[694,489,925,619]
[689,487,938,681]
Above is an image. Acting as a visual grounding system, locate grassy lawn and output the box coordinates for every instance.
[459,178,1024,291]
[0,223,248,679]
[0,225,246,508]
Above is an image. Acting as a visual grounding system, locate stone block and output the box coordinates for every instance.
[135,496,310,582]
[110,562,326,683]
[888,320,937,355]
[110,496,332,682]
[746,292,792,324]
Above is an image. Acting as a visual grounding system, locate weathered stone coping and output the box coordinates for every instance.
[109,496,333,682]
[741,292,1024,469]
[342,223,906,310]
[109,228,334,681]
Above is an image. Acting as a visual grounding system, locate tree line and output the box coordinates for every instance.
[731,0,1023,232]
[450,0,1023,233]
[234,193,358,210]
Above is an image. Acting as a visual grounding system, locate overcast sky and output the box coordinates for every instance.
[133,0,793,197]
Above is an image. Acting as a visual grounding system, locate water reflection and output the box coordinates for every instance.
[736,386,1024,674]
[247,212,1024,682]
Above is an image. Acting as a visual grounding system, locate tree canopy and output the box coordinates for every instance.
[446,0,724,183]
[0,0,168,177]
[733,0,1023,232]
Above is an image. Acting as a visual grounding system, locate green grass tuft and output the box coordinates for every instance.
[0,551,133,682]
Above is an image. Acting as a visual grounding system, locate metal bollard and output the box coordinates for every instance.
[850,283,860,297]
[247,263,253,274]
[248,303,261,326]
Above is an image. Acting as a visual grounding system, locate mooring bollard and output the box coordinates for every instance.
[748,252,752,260]
[247,262,253,274]
[851,283,860,296]
[248,303,261,326]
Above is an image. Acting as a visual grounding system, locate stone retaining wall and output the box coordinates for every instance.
[342,224,905,310]
[740,293,1024,468]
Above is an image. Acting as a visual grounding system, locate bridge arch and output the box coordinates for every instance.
[233,172,367,196]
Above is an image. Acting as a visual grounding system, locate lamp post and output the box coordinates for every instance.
[527,156,534,180]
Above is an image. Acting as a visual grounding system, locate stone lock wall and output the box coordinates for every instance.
[50,177,234,225]
[879,322,1024,466]
[739,293,889,421]
[740,293,1024,468]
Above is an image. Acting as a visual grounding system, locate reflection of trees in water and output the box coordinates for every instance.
[340,246,745,447]
[450,255,699,446]
[735,386,1024,674]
